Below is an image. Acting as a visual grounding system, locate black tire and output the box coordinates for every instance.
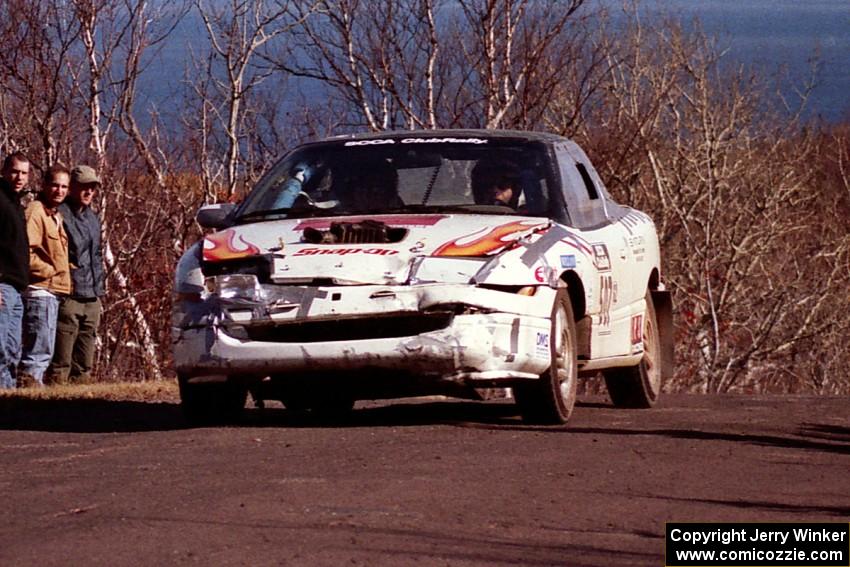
[279,391,311,412]
[603,291,662,408]
[277,377,354,417]
[309,391,355,422]
[514,290,578,425]
[178,374,247,425]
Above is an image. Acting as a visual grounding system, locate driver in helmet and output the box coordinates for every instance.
[471,160,521,208]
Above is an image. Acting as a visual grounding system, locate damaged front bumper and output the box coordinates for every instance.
[172,279,557,384]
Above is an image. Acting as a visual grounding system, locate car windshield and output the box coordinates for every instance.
[235,137,555,221]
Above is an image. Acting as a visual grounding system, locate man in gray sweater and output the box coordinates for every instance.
[48,165,105,384]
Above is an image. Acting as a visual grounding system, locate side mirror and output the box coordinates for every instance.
[196,203,236,229]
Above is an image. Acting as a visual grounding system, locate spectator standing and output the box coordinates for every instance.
[18,166,71,387]
[49,165,104,384]
[0,152,31,389]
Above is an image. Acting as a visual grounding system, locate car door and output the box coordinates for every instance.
[553,141,634,358]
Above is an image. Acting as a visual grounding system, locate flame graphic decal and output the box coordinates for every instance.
[433,220,548,257]
[203,229,261,262]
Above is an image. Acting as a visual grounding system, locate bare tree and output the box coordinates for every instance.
[277,0,589,131]
[190,0,315,200]
[564,10,850,393]
[0,0,83,167]
[455,0,585,128]
[71,0,190,381]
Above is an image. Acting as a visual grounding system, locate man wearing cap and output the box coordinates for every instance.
[48,165,105,384]
[18,165,72,387]
[0,152,31,389]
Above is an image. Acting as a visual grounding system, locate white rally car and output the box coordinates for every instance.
[173,130,673,424]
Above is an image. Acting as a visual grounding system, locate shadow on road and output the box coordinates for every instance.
[799,422,850,442]
[657,494,850,518]
[7,396,846,457]
[243,398,615,430]
[567,426,850,456]
[0,396,610,433]
[0,397,186,433]
[255,400,526,428]
[109,511,660,567]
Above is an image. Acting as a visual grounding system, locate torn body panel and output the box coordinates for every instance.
[173,288,554,383]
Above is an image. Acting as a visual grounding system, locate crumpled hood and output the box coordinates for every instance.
[202,214,550,285]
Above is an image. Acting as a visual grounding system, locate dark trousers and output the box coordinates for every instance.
[50,297,102,382]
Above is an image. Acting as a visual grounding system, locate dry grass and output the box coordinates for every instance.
[0,380,180,403]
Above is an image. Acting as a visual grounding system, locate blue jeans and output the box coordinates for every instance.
[20,292,60,383]
[0,284,24,389]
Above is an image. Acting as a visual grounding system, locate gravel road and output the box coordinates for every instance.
[1,394,848,566]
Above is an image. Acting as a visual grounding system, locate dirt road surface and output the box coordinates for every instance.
[0,394,848,566]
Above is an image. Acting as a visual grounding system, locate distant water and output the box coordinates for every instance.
[609,0,850,122]
[141,0,850,127]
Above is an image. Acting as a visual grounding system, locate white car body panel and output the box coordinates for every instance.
[172,131,666,402]
[174,212,657,377]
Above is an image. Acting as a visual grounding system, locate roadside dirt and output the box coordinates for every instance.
[0,394,847,566]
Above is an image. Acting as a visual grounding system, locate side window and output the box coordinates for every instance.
[555,142,609,228]
[575,162,599,200]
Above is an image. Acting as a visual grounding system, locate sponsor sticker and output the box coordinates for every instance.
[598,274,613,332]
[592,243,611,271]
[536,332,550,356]
[631,314,644,345]
[343,139,395,146]
[534,266,546,283]
[343,137,488,146]
[401,137,488,145]
[293,247,399,257]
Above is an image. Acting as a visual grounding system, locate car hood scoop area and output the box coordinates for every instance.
[302,219,408,245]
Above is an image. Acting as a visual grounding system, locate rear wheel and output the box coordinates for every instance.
[604,292,662,408]
[178,374,248,424]
[514,290,578,425]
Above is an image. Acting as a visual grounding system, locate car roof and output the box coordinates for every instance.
[306,129,568,146]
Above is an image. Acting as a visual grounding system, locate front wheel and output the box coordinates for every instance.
[178,374,248,425]
[309,394,356,423]
[514,290,578,425]
[603,291,662,408]
[279,379,354,421]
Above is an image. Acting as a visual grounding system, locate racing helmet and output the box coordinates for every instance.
[471,159,522,207]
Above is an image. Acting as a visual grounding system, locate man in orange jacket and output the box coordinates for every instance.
[18,165,71,387]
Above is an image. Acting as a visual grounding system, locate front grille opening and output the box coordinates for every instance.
[302,219,407,244]
[244,311,453,343]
